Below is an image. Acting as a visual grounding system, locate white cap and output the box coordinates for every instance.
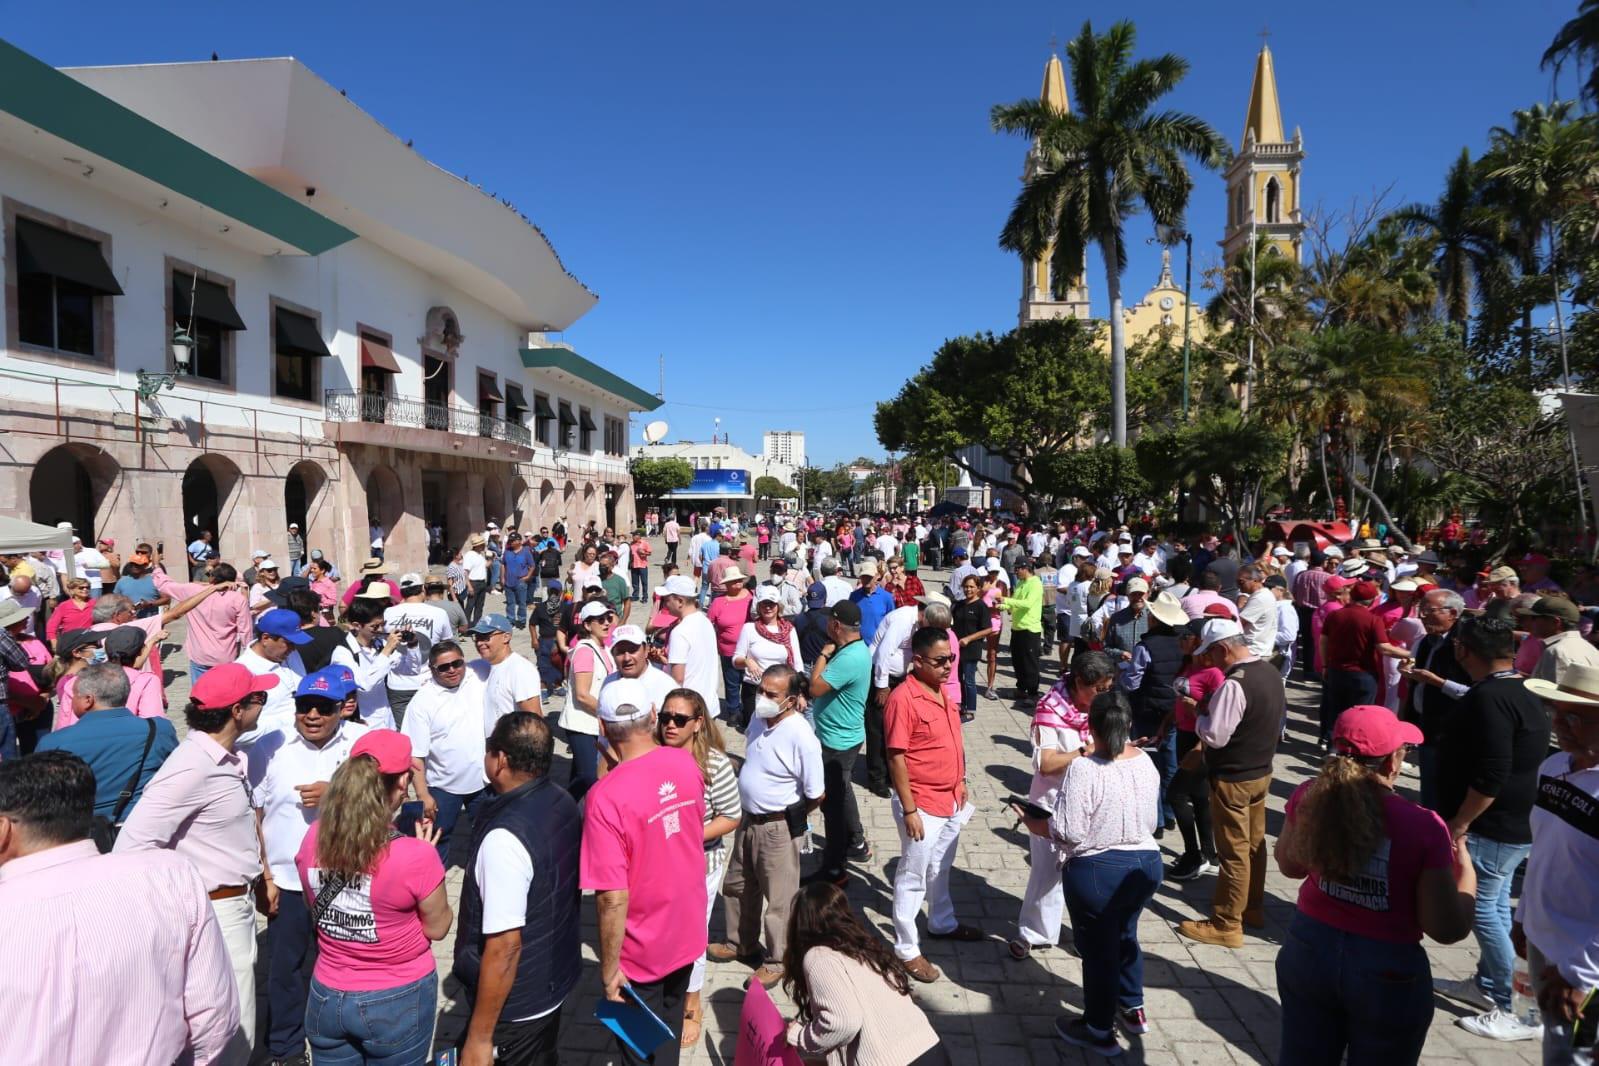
[598,677,654,723]
[610,624,647,647]
[288,522,299,530]
[1271,546,1292,557]
[1196,617,1244,655]
[356,584,394,600]
[1125,576,1150,595]
[579,600,614,622]
[754,585,782,605]
[655,575,697,598]
[252,550,269,560]
[985,558,1002,572]
[1323,545,1345,559]
[857,560,878,578]
[918,591,952,607]
[398,572,424,588]
[1071,546,1092,558]
[257,558,279,570]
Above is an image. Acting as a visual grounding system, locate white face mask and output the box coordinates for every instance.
[754,695,784,720]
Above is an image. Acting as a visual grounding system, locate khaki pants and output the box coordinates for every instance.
[722,817,800,963]
[1209,774,1270,932]
[212,891,259,1051]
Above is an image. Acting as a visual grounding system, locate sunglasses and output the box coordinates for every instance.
[661,712,702,728]
[295,704,337,717]
[921,654,956,666]
[432,660,466,672]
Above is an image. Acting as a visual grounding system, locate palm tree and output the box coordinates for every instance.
[1389,149,1508,334]
[1543,0,1599,107]
[992,20,1228,447]
[1329,219,1440,331]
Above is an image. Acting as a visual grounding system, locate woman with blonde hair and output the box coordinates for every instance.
[1274,705,1476,1065]
[657,687,742,1047]
[295,729,454,1064]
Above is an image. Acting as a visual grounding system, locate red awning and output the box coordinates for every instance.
[1263,519,1354,551]
[360,336,400,373]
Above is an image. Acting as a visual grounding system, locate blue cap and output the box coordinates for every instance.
[953,548,968,558]
[469,613,512,635]
[806,581,828,609]
[257,608,311,644]
[296,665,356,700]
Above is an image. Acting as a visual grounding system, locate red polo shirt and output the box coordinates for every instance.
[1322,602,1390,675]
[883,676,966,817]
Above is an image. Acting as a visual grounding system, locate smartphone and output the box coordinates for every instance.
[1007,796,1052,821]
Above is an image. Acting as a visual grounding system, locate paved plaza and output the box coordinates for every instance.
[143,542,1540,1065]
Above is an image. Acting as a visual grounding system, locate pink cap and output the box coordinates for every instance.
[189,663,279,710]
[1325,575,1353,591]
[1333,705,1423,757]
[350,729,414,774]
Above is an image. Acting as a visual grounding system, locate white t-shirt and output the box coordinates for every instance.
[599,666,679,714]
[0,587,41,635]
[1131,552,1162,578]
[246,721,368,884]
[382,602,453,692]
[329,637,399,730]
[739,712,825,814]
[1516,752,1599,992]
[1028,723,1086,808]
[874,534,899,558]
[403,670,490,794]
[72,547,110,591]
[733,622,803,685]
[462,550,488,583]
[234,646,308,746]
[1239,588,1278,659]
[667,610,722,718]
[481,653,542,736]
[821,576,854,608]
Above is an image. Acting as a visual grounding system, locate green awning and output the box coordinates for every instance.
[173,274,246,330]
[558,401,576,426]
[274,307,331,358]
[15,218,123,295]
[479,376,504,402]
[578,409,597,431]
[504,383,526,409]
[533,394,555,418]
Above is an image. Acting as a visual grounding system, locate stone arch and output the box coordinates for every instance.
[508,476,530,531]
[183,454,244,558]
[482,473,506,529]
[30,443,119,544]
[563,480,576,504]
[364,464,404,546]
[285,460,330,551]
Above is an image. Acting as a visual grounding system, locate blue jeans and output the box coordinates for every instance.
[720,654,743,722]
[536,637,563,690]
[489,558,502,591]
[566,731,598,801]
[1320,668,1377,742]
[1150,730,1177,826]
[189,662,213,688]
[266,888,313,1057]
[1062,848,1162,1032]
[1415,743,1441,813]
[504,581,529,627]
[959,654,978,713]
[631,567,649,602]
[1276,911,1434,1065]
[1466,833,1532,1010]
[400,787,486,865]
[306,971,438,1065]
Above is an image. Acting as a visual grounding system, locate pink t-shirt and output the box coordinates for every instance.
[1174,664,1226,732]
[941,626,962,706]
[295,824,446,991]
[1514,635,1544,676]
[706,595,752,656]
[1285,782,1453,944]
[54,665,165,730]
[629,541,651,569]
[580,746,708,982]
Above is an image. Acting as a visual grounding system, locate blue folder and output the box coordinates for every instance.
[594,985,675,1060]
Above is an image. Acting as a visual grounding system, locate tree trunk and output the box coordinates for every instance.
[1339,449,1412,549]
[1318,432,1336,521]
[1104,233,1128,450]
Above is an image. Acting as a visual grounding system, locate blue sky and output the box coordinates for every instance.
[6,1,1580,464]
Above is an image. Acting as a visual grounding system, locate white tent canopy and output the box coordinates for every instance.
[0,516,73,555]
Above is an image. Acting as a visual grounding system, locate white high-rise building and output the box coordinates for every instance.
[763,430,805,467]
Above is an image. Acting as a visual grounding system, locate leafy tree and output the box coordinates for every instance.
[1543,0,1599,107]
[1034,444,1151,521]
[800,465,855,506]
[991,19,1228,446]
[875,318,1109,512]
[1390,149,1508,333]
[1134,412,1289,546]
[628,457,694,504]
[753,475,797,506]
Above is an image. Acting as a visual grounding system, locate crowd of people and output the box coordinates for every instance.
[0,507,1594,1065]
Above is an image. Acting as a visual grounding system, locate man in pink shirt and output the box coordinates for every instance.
[153,562,254,686]
[629,531,653,604]
[0,751,244,1064]
[581,678,707,1066]
[91,578,230,684]
[1180,570,1239,622]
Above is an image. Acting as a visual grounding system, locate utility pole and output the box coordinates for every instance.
[1181,230,1193,421]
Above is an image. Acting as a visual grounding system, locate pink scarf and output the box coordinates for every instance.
[1034,680,1089,732]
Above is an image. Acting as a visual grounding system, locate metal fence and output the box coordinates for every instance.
[324,389,532,448]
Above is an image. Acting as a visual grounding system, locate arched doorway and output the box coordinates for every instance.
[285,461,328,554]
[30,444,118,544]
[584,483,597,530]
[509,476,529,532]
[482,474,506,530]
[182,455,242,560]
[364,465,404,560]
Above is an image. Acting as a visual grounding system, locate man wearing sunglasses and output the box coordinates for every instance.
[245,666,370,1066]
[884,626,981,984]
[400,641,492,866]
[470,615,544,738]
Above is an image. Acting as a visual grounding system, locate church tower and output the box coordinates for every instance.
[1019,53,1091,327]
[1221,43,1305,265]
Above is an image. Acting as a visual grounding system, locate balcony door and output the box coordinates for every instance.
[423,353,450,431]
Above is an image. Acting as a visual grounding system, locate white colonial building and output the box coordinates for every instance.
[0,44,658,577]
[634,440,797,514]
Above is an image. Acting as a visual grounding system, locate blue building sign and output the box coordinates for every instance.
[674,468,750,497]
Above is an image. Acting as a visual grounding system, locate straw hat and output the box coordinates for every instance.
[1525,662,1599,706]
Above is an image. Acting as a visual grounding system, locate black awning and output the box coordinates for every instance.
[533,393,556,418]
[504,383,526,408]
[15,218,123,295]
[578,409,597,431]
[274,307,331,358]
[558,401,576,426]
[173,274,246,330]
[479,376,504,402]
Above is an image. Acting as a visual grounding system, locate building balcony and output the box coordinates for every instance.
[323,388,533,461]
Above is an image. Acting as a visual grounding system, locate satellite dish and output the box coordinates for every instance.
[643,420,669,444]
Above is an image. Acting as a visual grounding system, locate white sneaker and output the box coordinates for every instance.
[1433,976,1492,1009]
[1197,859,1219,876]
[1457,1008,1542,1042]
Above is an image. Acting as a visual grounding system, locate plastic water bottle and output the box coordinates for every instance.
[1512,960,1543,1032]
[800,816,816,855]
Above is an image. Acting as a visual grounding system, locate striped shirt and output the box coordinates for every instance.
[0,841,240,1064]
[704,747,740,852]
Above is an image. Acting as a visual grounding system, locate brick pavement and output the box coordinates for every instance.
[145,542,1540,1065]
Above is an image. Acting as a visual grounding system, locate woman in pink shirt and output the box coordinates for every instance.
[44,577,96,643]
[1311,576,1353,675]
[296,729,452,1064]
[1275,706,1476,1065]
[706,573,753,722]
[55,627,164,728]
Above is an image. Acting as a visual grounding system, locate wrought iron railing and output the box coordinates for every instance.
[324,389,532,448]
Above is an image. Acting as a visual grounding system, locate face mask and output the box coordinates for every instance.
[88,648,107,664]
[599,565,612,576]
[754,695,784,720]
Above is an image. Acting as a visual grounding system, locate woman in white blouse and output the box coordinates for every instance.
[1017,689,1162,1059]
[732,586,803,723]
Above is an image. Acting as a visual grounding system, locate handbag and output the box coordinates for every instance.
[90,719,157,853]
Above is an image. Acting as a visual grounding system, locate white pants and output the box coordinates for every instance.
[212,892,258,1049]
[688,845,729,993]
[890,797,974,960]
[1016,832,1064,947]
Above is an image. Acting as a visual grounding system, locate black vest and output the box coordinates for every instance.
[1204,658,1284,782]
[453,776,582,1018]
[1130,632,1183,734]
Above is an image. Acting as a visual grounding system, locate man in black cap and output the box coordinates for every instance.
[1518,595,1599,685]
[795,583,832,670]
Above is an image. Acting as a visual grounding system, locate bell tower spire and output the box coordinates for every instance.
[1019,51,1091,327]
[1221,40,1305,265]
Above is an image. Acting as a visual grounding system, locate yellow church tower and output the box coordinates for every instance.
[1221,43,1305,265]
[1019,53,1091,327]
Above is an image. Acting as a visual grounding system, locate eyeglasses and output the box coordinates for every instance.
[661,712,702,728]
[921,654,956,666]
[295,704,336,717]
[432,660,466,672]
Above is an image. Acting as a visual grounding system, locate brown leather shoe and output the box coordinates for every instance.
[707,942,756,963]
[747,964,785,990]
[1243,909,1267,929]
[901,955,942,983]
[1175,919,1244,948]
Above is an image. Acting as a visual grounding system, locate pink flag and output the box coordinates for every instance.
[734,981,804,1066]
